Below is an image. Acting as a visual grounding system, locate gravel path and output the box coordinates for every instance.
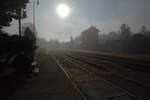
[4,55,84,100]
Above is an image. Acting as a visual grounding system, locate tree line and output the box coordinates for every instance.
[70,24,150,54]
[36,23,150,54]
[0,0,37,76]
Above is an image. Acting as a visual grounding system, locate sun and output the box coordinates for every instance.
[57,3,70,18]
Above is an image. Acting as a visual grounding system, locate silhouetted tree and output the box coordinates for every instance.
[0,0,29,30]
[140,26,147,33]
[22,23,37,36]
[11,27,37,76]
[139,26,150,38]
[0,33,9,56]
[132,33,146,41]
[99,34,108,43]
[70,36,74,45]
[107,32,119,41]
[119,23,131,40]
[74,36,81,44]
[23,27,37,55]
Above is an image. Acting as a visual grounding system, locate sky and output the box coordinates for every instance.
[4,0,150,42]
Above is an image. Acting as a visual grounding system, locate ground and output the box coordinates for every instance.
[0,52,84,100]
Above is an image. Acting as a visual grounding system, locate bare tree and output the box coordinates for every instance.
[119,23,131,40]
[140,26,147,33]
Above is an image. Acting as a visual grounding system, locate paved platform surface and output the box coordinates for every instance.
[2,55,84,100]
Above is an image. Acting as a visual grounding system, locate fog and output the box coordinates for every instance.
[37,25,150,54]
[1,0,150,99]
[3,0,150,42]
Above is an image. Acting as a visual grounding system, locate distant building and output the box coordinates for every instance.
[81,26,100,46]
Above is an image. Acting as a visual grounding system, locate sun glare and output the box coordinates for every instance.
[57,3,70,18]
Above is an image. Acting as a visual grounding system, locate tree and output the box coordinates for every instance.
[23,27,37,54]
[140,26,147,33]
[73,36,81,44]
[119,23,131,40]
[70,36,74,44]
[107,32,119,40]
[139,26,150,38]
[0,0,29,30]
[24,27,36,40]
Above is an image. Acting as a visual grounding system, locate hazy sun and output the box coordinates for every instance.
[57,3,70,18]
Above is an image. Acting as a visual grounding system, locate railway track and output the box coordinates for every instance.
[64,55,142,99]
[66,51,150,73]
[67,51,150,66]
[52,55,88,100]
[65,53,150,87]
[60,52,150,99]
[53,54,142,100]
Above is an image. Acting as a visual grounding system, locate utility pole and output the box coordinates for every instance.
[18,8,22,37]
[33,0,39,36]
